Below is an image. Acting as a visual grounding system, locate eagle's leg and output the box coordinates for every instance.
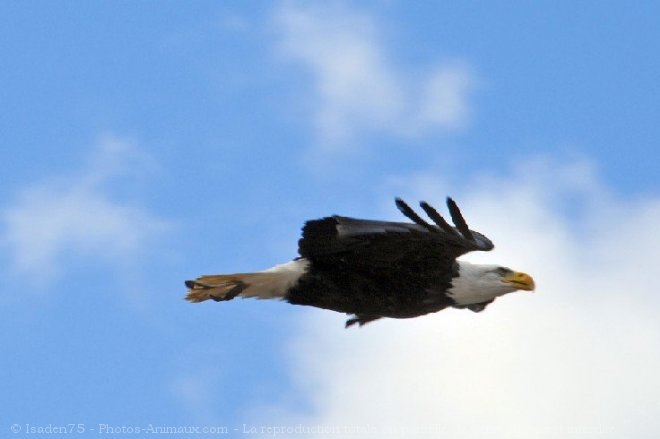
[185,280,247,302]
[345,315,381,328]
[210,282,247,301]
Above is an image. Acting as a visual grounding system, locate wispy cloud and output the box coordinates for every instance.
[171,372,221,423]
[0,135,169,287]
[277,157,660,438]
[273,2,476,151]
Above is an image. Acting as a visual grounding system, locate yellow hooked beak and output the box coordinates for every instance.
[502,271,535,291]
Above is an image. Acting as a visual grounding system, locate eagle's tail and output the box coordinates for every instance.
[186,273,277,302]
[185,259,308,303]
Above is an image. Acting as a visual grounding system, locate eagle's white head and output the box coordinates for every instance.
[448,261,535,307]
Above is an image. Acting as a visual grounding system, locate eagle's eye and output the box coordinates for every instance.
[494,266,513,276]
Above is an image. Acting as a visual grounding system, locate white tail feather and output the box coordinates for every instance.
[185,259,308,303]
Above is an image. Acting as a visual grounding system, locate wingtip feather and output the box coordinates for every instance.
[394,197,434,230]
[419,200,458,236]
[445,197,475,241]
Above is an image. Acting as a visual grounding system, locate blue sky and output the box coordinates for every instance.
[2,2,660,438]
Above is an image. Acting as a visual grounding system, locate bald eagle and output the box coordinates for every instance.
[185,197,535,327]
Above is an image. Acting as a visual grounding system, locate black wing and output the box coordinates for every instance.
[290,198,494,322]
[298,197,493,266]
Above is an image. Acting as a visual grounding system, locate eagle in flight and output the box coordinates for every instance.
[185,197,535,327]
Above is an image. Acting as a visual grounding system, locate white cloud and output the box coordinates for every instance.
[171,372,224,424]
[415,62,475,132]
[273,2,476,151]
[276,157,660,438]
[0,136,168,286]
